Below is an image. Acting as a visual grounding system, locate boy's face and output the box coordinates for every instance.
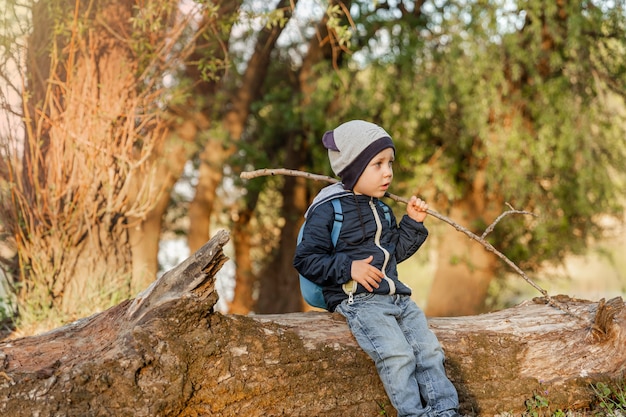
[353,147,394,198]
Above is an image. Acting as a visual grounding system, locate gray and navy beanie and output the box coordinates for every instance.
[322,120,395,190]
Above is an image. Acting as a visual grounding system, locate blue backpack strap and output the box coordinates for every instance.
[299,198,343,310]
[330,198,343,245]
[377,200,391,226]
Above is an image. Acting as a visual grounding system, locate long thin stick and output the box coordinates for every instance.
[240,168,586,322]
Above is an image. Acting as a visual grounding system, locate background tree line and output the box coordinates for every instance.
[0,0,624,335]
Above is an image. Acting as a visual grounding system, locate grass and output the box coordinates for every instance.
[496,381,626,417]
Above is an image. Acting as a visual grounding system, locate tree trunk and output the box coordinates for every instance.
[425,207,498,317]
[425,167,503,317]
[16,0,144,328]
[229,192,259,314]
[255,138,309,314]
[252,0,354,314]
[186,0,296,253]
[128,113,209,296]
[1,231,624,416]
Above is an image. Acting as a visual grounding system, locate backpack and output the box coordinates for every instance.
[297,197,391,310]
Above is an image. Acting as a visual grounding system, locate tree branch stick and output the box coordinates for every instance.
[240,168,587,322]
[481,202,536,240]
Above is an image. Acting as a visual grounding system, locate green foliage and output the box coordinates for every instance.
[512,382,626,417]
[523,392,552,417]
[241,0,626,290]
[264,8,288,29]
[592,381,626,416]
[321,1,626,274]
[0,293,15,323]
[326,3,353,48]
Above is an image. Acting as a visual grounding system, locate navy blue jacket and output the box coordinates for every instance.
[293,184,428,312]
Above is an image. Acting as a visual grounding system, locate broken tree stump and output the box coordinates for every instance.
[0,230,624,416]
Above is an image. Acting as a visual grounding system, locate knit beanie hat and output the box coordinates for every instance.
[322,120,395,190]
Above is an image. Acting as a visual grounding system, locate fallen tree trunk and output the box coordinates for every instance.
[0,230,624,416]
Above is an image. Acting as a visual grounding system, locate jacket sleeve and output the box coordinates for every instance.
[293,202,353,287]
[394,213,429,263]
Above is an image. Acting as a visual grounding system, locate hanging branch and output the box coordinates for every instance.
[240,168,588,323]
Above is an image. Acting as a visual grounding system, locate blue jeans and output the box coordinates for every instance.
[336,294,459,417]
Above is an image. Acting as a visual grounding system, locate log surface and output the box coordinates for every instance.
[1,230,624,416]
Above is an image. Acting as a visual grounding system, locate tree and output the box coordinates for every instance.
[0,0,319,329]
[184,0,295,254]
[417,0,626,315]
[252,0,355,313]
[0,0,215,331]
[1,231,624,416]
[221,0,356,313]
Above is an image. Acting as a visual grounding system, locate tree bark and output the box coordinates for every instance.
[255,139,309,314]
[229,192,259,314]
[16,0,141,327]
[425,166,504,317]
[128,113,208,296]
[426,203,498,317]
[1,231,624,416]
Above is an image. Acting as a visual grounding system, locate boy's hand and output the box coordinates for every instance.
[407,196,429,223]
[351,255,383,292]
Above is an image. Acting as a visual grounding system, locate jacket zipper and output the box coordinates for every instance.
[343,199,395,304]
[369,199,395,295]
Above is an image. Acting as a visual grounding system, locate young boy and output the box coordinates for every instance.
[293,120,460,417]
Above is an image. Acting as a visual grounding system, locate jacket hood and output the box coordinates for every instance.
[304,183,352,219]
